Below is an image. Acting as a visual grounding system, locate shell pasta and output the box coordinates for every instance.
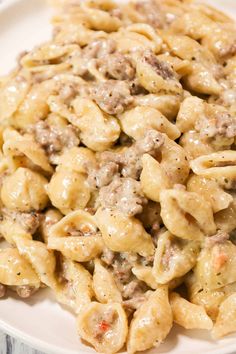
[1,0,236,353]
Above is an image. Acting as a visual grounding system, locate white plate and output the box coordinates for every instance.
[0,0,236,353]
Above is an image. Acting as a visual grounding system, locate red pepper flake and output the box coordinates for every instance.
[99,320,110,332]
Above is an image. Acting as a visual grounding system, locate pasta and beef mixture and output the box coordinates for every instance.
[1,0,236,352]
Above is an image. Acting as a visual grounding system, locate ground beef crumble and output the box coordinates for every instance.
[86,131,164,209]
[90,80,133,115]
[83,39,116,60]
[196,110,236,140]
[101,247,115,265]
[123,295,147,311]
[216,112,236,138]
[99,129,165,179]
[2,209,43,235]
[97,52,135,81]
[143,50,174,80]
[205,231,229,247]
[101,251,149,309]
[87,162,119,189]
[75,39,116,77]
[32,120,80,162]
